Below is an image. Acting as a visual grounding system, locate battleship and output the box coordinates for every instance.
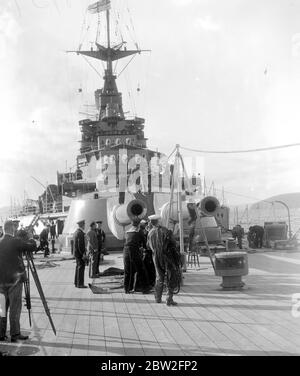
[1,0,229,251]
[3,1,294,253]
[2,1,300,359]
[50,0,230,252]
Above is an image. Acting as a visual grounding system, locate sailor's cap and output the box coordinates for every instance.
[148,214,161,221]
[77,219,85,226]
[96,221,103,224]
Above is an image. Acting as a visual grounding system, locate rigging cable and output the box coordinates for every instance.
[95,9,101,44]
[141,50,152,116]
[124,67,137,115]
[79,8,87,48]
[180,143,300,154]
[213,187,278,206]
[118,54,137,77]
[114,59,119,76]
[126,0,139,48]
[65,54,77,123]
[167,147,177,161]
[81,55,103,80]
[112,0,126,44]
[115,0,126,43]
[79,1,91,50]
[124,2,138,47]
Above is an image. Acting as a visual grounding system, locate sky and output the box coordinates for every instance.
[1,0,300,208]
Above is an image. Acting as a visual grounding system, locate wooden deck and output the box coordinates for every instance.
[1,249,300,356]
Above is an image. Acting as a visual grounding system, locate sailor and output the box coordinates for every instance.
[232,224,244,250]
[49,220,57,253]
[86,222,100,278]
[73,220,87,288]
[0,220,35,343]
[38,225,50,257]
[147,214,181,306]
[123,218,151,294]
[96,221,107,265]
[139,220,148,248]
[140,220,156,287]
[247,226,256,248]
[49,220,56,239]
[251,225,264,248]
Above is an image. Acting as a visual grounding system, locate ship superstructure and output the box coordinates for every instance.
[59,1,161,199]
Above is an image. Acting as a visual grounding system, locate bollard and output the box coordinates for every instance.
[215,251,249,290]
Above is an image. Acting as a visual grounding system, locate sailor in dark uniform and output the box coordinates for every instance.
[140,220,156,287]
[37,226,50,257]
[86,222,99,278]
[49,220,57,253]
[96,221,106,266]
[123,219,151,294]
[73,220,87,288]
[232,224,244,249]
[252,225,264,248]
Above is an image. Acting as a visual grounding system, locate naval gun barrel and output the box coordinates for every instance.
[161,196,220,223]
[113,199,147,226]
[199,196,220,216]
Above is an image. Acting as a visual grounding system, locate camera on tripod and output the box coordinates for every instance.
[23,247,56,336]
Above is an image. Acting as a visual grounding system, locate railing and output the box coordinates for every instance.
[42,200,64,214]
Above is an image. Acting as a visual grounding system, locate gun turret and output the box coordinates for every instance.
[109,199,147,240]
[159,196,222,244]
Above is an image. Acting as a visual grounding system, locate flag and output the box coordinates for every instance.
[88,0,111,14]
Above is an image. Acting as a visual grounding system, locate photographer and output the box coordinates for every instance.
[0,220,35,343]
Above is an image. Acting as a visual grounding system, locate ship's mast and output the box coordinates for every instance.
[68,6,150,84]
[66,2,150,154]
[106,9,112,74]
